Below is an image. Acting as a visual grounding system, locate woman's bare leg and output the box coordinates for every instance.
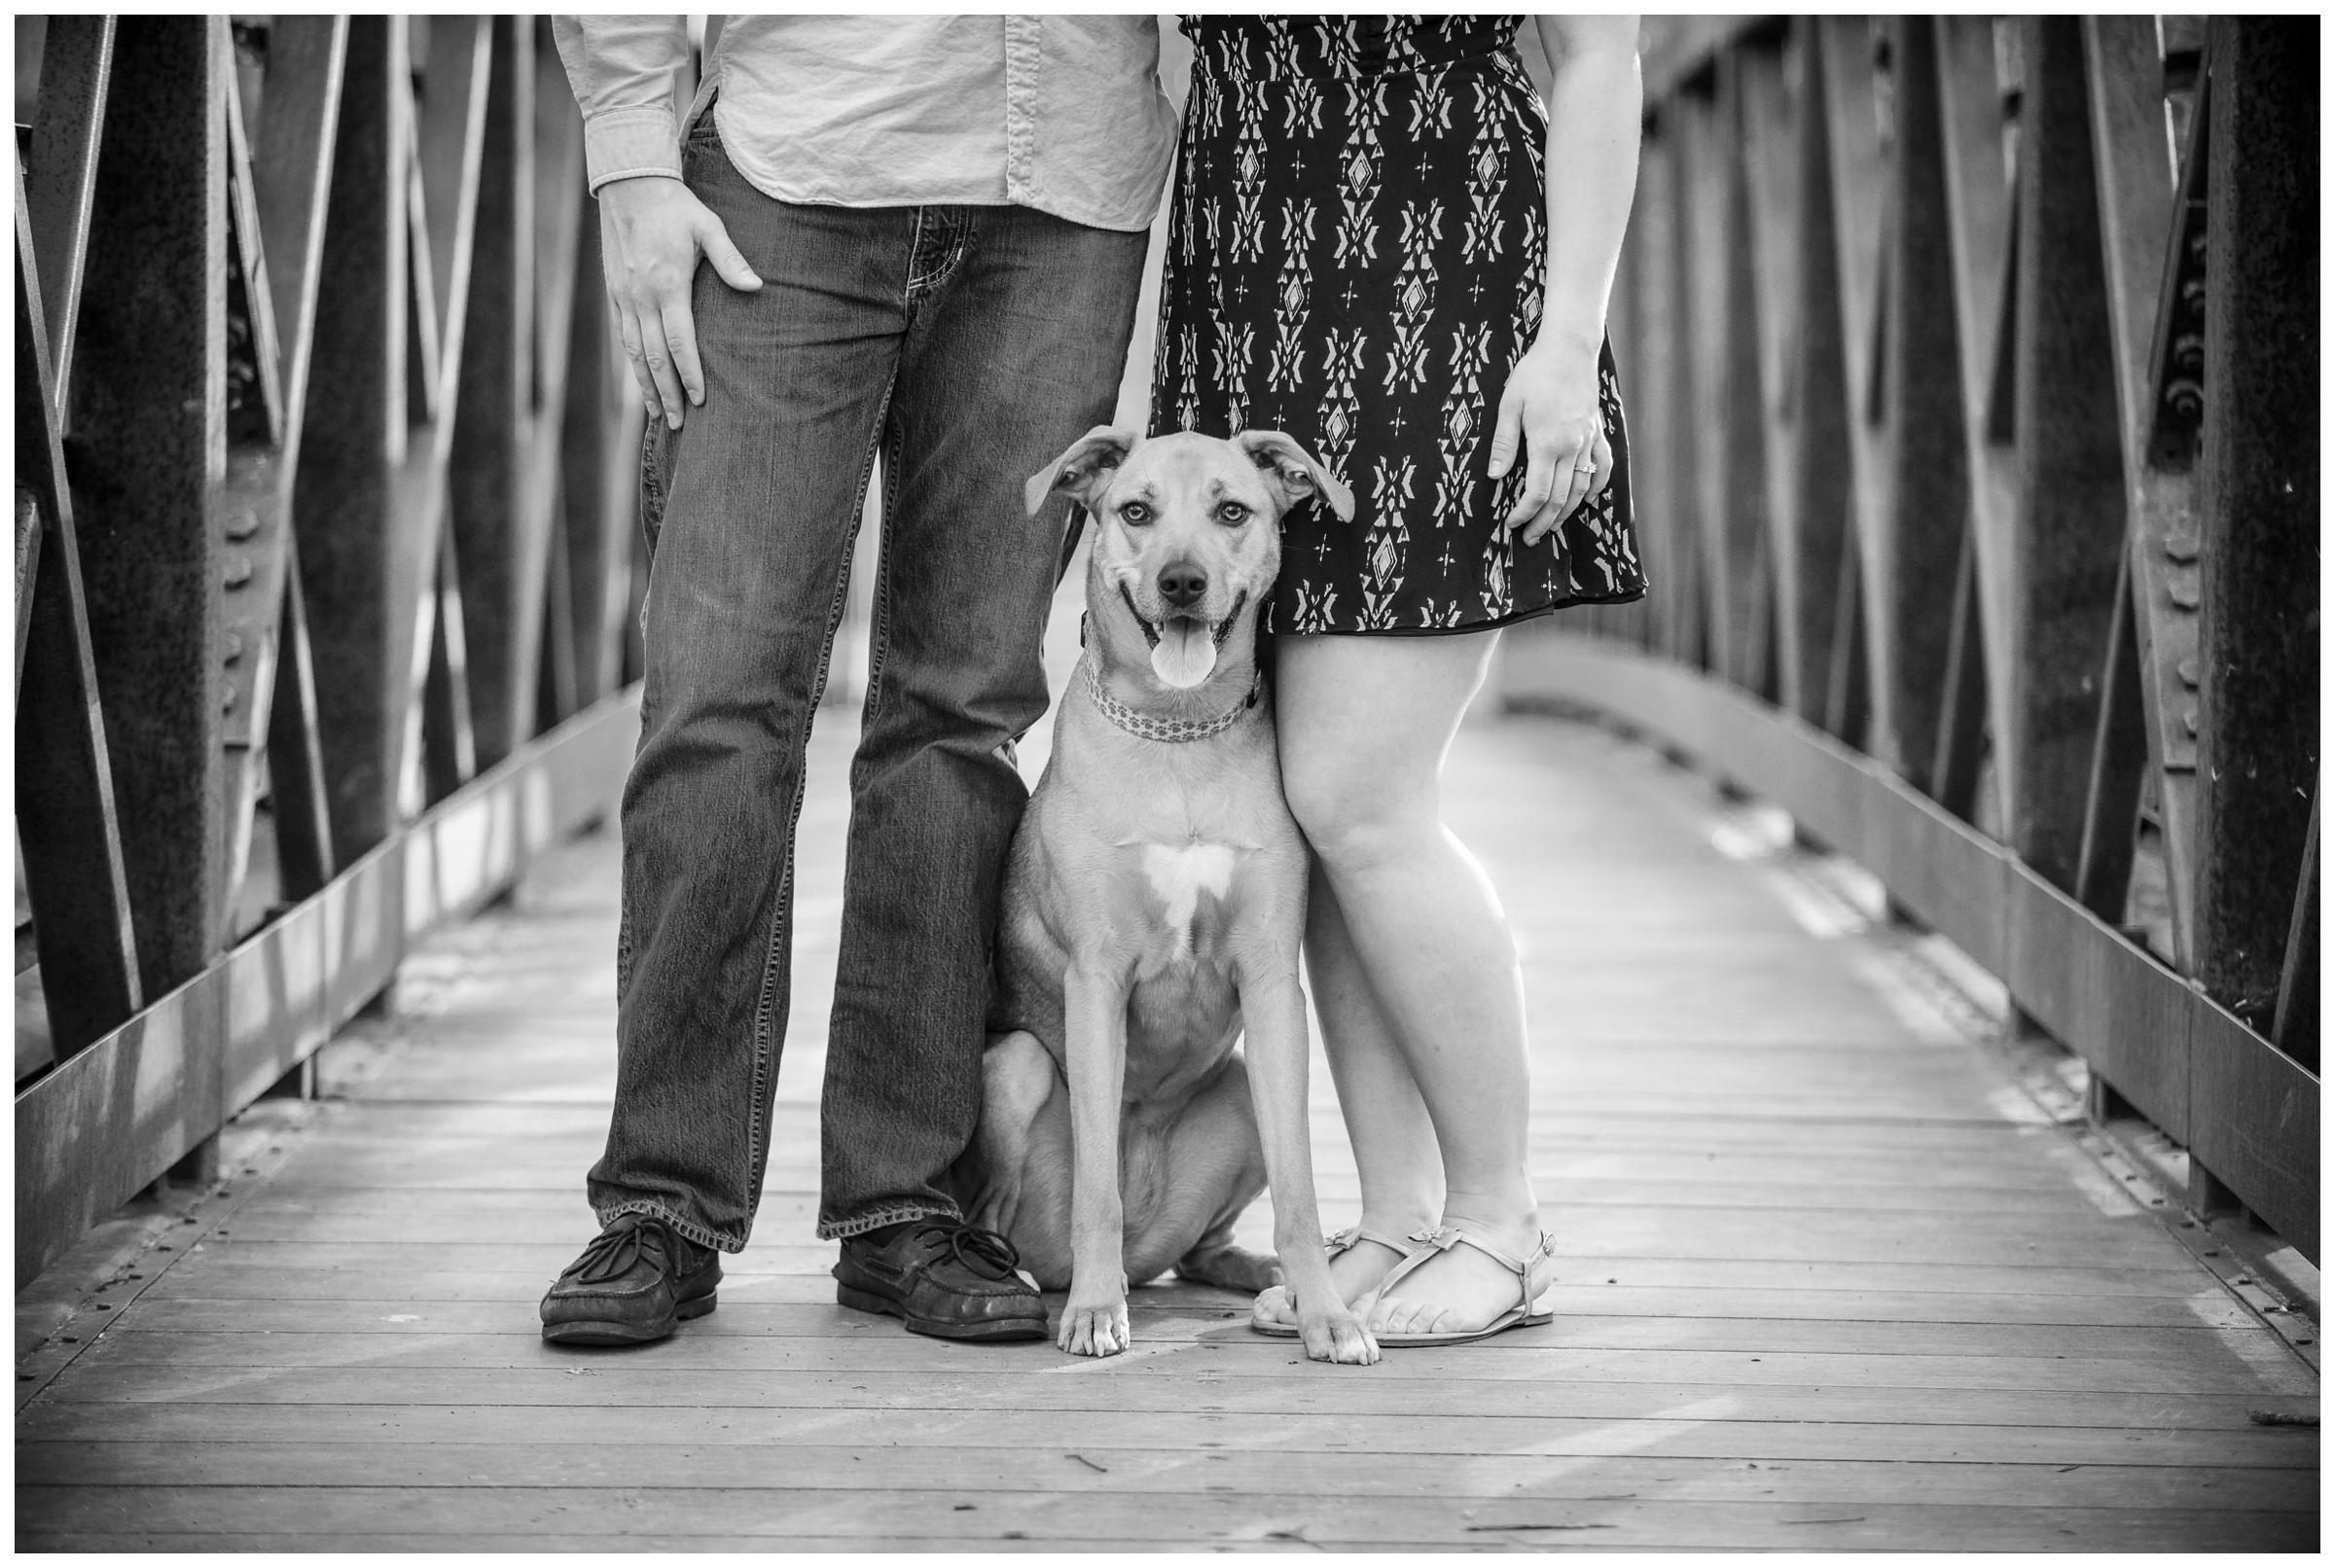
[1276,629,1542,1336]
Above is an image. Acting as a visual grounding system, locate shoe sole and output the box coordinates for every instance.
[837,1283,1049,1342]
[541,1291,717,1346]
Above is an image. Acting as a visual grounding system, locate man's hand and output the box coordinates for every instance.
[597,174,762,429]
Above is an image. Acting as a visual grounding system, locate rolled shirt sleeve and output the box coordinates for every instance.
[551,15,690,192]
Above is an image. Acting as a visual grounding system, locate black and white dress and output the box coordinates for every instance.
[1152,15,1644,636]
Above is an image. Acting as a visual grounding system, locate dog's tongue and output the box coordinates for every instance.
[1151,618,1217,689]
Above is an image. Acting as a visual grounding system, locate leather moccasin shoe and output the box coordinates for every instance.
[834,1218,1048,1342]
[541,1213,721,1346]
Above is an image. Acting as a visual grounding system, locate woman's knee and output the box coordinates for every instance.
[1281,753,1434,872]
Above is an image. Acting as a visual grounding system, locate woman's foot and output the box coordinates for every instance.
[1250,1226,1419,1331]
[1365,1212,1548,1339]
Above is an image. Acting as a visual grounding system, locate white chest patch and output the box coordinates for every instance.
[1141,842,1237,953]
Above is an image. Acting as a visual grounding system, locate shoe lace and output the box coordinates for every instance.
[574,1216,675,1285]
[912,1218,1023,1281]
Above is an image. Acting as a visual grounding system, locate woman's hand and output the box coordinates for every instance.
[1487,333,1611,547]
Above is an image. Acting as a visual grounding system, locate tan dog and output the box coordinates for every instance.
[971,427,1378,1365]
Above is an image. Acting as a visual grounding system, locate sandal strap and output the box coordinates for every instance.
[1324,1225,1417,1260]
[1374,1223,1558,1302]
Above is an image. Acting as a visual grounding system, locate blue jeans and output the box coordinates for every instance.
[588,114,1147,1250]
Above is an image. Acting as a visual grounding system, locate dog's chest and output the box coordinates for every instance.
[1137,841,1238,959]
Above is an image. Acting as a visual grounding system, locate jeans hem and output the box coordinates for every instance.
[817,1203,962,1242]
[595,1199,743,1256]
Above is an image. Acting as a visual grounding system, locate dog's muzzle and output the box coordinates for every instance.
[1118,582,1250,651]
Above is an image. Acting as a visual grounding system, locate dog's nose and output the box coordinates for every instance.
[1157,563,1208,609]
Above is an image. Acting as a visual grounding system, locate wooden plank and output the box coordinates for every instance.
[25,1400,2316,1470]
[30,1362,2309,1428]
[74,1331,2315,1398]
[65,16,231,998]
[2191,17,2320,1033]
[12,1488,2312,1552]
[16,1442,2317,1512]
[108,1289,2274,1336]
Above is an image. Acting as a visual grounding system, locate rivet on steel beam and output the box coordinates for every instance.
[2169,579,2201,611]
[224,510,260,542]
[223,687,237,714]
[2183,707,2200,736]
[2177,656,2200,689]
[224,555,254,589]
[2163,532,2201,563]
[224,631,244,665]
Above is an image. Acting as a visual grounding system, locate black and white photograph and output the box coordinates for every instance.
[11,11,2320,1553]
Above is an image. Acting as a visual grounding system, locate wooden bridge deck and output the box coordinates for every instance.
[15,680,2319,1550]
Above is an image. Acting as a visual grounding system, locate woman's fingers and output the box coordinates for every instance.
[1517,421,1599,545]
[1550,431,1599,532]
[1486,386,1525,481]
[1504,429,1563,529]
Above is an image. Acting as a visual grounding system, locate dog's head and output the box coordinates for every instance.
[1025,427,1354,689]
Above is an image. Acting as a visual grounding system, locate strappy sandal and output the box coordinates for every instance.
[1365,1223,1558,1347]
[1248,1225,1418,1338]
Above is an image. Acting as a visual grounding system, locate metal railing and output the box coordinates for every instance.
[1503,16,2317,1259]
[14,17,643,1284]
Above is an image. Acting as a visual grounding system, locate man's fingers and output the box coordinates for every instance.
[660,298,705,407]
[633,307,689,429]
[1486,389,1524,480]
[697,217,763,293]
[614,303,662,423]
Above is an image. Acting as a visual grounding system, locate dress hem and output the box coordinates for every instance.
[1275,586,1649,640]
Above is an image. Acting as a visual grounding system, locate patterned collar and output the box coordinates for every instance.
[1078,654,1263,744]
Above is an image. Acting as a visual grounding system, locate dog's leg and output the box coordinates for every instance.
[972,1031,1059,1249]
[1239,962,1379,1365]
[1161,1056,1279,1293]
[1060,963,1133,1356]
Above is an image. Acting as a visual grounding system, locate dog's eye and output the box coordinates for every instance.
[1218,502,1250,525]
[1119,502,1152,526]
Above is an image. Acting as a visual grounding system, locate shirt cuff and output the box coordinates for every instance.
[584,105,683,194]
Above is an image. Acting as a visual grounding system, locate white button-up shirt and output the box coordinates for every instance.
[552,15,1177,233]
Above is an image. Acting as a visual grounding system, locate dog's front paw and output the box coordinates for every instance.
[1299,1305,1380,1367]
[1059,1297,1132,1357]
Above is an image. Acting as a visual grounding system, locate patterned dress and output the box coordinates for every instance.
[1152,16,1644,636]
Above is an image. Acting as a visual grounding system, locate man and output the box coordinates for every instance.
[541,17,1174,1346]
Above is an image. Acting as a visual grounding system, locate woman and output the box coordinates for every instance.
[1151,15,1643,1345]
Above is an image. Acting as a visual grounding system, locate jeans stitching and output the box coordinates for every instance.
[595,1199,731,1257]
[859,416,906,726]
[824,1202,961,1242]
[737,384,897,1230]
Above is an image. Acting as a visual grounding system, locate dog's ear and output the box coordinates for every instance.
[1025,426,1139,517]
[1237,430,1355,522]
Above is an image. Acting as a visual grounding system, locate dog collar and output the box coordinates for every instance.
[1078,654,1262,744]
